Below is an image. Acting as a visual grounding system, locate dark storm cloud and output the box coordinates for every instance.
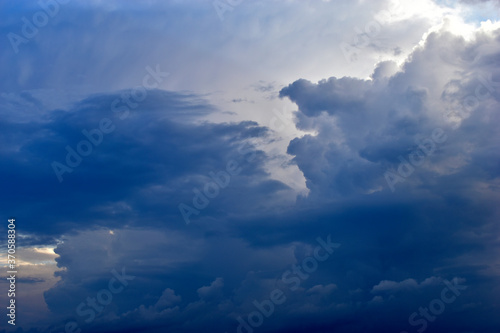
[1,30,499,333]
[279,77,371,117]
[274,27,500,332]
[1,2,500,333]
[0,89,288,237]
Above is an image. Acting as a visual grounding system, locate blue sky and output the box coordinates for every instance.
[1,0,500,332]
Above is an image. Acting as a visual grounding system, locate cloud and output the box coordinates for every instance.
[155,288,182,310]
[197,277,224,300]
[280,24,500,201]
[1,1,500,333]
[371,276,442,293]
[307,283,338,294]
[0,89,293,237]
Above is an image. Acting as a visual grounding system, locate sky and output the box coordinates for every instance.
[0,0,499,332]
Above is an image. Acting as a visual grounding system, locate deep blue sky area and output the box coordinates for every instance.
[0,1,500,333]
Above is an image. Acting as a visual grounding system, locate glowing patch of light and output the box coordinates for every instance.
[34,247,56,255]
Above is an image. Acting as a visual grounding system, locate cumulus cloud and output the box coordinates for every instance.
[197,277,224,300]
[0,89,292,236]
[280,25,500,201]
[371,276,442,293]
[154,288,182,310]
[2,1,500,333]
[307,283,338,294]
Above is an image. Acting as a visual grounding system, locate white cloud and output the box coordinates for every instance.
[280,25,500,200]
[371,276,443,293]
